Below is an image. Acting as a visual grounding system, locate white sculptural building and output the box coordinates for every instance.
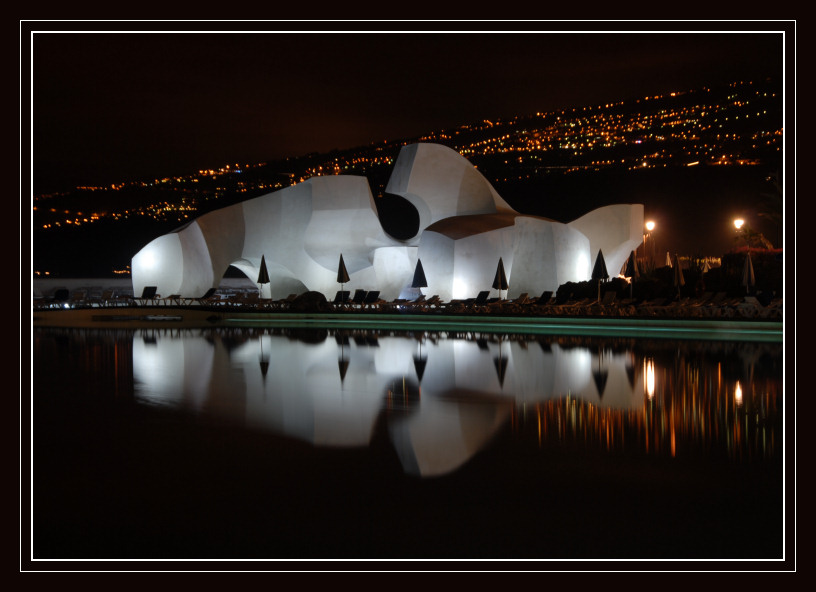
[131,143,643,301]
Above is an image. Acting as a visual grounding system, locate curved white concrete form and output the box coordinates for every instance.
[418,213,593,301]
[568,203,645,282]
[384,142,515,232]
[132,143,643,300]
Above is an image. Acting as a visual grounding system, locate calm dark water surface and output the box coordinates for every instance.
[31,326,784,563]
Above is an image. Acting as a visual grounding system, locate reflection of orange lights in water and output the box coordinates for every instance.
[518,361,779,460]
[671,425,676,457]
[645,359,655,398]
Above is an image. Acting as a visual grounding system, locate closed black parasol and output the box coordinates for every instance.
[412,258,428,289]
[592,249,609,303]
[257,254,270,297]
[492,257,508,300]
[337,253,350,293]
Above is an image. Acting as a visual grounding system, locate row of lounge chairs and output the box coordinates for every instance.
[35,286,782,319]
[332,290,385,308]
[35,288,138,309]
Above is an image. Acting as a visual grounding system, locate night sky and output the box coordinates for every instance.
[29,23,788,194]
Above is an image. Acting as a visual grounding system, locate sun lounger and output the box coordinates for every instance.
[133,286,158,306]
[362,291,382,308]
[458,291,490,312]
[443,299,468,313]
[403,294,441,311]
[380,298,408,312]
[398,294,427,310]
[83,289,110,308]
[535,291,553,306]
[350,289,367,308]
[333,290,350,305]
[98,289,116,306]
[242,292,260,308]
[468,291,490,310]
[425,295,442,309]
[513,292,529,304]
[492,292,530,313]
[193,288,219,306]
[162,294,182,306]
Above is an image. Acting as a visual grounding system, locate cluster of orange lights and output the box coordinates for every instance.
[34,80,778,231]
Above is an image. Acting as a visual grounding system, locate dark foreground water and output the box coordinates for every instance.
[29,325,788,567]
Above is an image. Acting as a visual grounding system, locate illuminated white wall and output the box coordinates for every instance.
[419,214,593,301]
[371,246,419,300]
[568,203,645,278]
[132,142,643,300]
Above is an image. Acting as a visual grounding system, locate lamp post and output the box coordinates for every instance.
[644,220,656,267]
[734,218,745,250]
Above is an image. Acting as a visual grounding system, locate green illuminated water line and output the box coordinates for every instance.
[32,306,784,342]
[222,312,783,342]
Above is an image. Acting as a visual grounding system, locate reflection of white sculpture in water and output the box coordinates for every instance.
[133,331,645,477]
[131,143,643,301]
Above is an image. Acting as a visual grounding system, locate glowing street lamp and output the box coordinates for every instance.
[644,220,656,266]
[734,218,746,249]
